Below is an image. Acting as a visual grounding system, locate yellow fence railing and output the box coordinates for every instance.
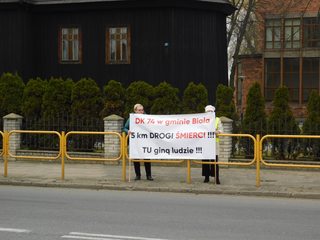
[0,131,4,158]
[64,131,124,180]
[260,134,320,169]
[1,131,320,187]
[8,130,62,160]
[0,131,6,176]
[192,133,258,184]
[4,130,62,177]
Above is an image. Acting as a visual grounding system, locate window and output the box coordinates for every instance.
[265,17,320,49]
[303,18,320,48]
[303,58,319,102]
[265,19,281,49]
[265,59,281,101]
[106,26,130,64]
[265,18,302,49]
[59,27,82,63]
[284,19,300,49]
[265,58,320,103]
[283,58,299,102]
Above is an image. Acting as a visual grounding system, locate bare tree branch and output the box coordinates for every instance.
[228,0,256,88]
[227,0,245,46]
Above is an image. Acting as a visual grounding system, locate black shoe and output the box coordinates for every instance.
[204,176,209,183]
[147,176,154,181]
[135,176,141,180]
[215,179,221,185]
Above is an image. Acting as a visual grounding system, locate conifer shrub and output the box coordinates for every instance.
[71,78,104,151]
[215,84,239,156]
[215,84,237,120]
[39,77,74,150]
[0,72,25,117]
[20,77,48,150]
[101,80,126,118]
[71,78,103,121]
[302,90,320,159]
[268,86,300,159]
[241,82,267,157]
[151,82,180,114]
[125,81,154,116]
[41,77,74,120]
[181,82,208,113]
[22,77,47,120]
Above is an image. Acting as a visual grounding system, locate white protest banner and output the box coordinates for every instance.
[129,113,216,159]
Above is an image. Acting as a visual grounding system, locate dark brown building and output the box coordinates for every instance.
[0,0,235,101]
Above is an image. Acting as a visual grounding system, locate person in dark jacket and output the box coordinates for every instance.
[123,103,153,181]
[202,105,223,184]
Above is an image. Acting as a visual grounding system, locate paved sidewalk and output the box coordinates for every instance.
[1,160,320,199]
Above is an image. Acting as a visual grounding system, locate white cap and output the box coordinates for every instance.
[205,105,215,112]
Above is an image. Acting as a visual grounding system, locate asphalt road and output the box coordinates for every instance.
[0,186,320,240]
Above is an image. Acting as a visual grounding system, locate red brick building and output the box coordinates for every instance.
[235,0,320,121]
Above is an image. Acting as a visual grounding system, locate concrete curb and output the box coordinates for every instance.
[1,180,320,200]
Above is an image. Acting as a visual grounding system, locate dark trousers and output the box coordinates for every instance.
[134,161,152,177]
[202,156,219,180]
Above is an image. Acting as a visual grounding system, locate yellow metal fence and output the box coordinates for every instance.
[1,131,320,187]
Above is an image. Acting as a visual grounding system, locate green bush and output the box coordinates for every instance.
[181,82,208,113]
[125,81,154,116]
[71,77,103,120]
[242,82,267,135]
[268,86,300,159]
[22,77,47,119]
[0,72,25,117]
[302,90,320,159]
[240,82,267,157]
[37,78,74,149]
[215,84,237,120]
[101,80,126,118]
[71,78,104,151]
[215,84,239,157]
[42,77,74,119]
[151,82,180,114]
[303,90,320,135]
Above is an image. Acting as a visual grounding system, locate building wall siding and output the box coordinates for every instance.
[0,2,232,102]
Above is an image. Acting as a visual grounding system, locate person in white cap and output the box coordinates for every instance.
[203,105,223,184]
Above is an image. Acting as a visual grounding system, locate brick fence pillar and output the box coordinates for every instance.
[104,114,124,158]
[3,113,23,155]
[219,116,233,162]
